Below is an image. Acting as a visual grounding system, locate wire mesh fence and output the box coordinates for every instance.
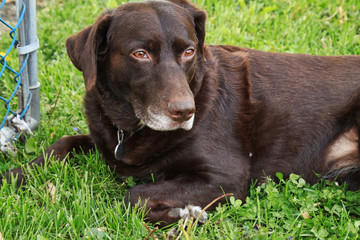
[0,0,40,155]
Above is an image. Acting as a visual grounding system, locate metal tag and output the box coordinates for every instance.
[114,130,124,160]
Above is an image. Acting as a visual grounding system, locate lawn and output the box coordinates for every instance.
[1,0,360,239]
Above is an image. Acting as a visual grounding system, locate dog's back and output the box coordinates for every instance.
[213,45,360,185]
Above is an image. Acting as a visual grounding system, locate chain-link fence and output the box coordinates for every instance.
[0,0,40,155]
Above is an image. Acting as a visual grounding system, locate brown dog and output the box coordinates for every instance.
[1,0,360,226]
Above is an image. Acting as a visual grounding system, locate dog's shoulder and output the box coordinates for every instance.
[206,44,251,59]
[204,45,252,73]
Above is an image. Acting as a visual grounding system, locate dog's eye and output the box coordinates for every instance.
[133,51,149,59]
[184,48,195,57]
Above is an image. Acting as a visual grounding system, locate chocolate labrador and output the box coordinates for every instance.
[1,0,360,226]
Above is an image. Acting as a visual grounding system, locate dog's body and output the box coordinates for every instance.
[1,0,360,225]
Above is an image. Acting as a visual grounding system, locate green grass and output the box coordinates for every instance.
[1,0,360,239]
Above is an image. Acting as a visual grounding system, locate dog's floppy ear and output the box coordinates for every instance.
[66,11,113,92]
[168,0,207,55]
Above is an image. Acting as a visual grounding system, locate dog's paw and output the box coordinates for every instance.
[168,205,208,224]
[0,168,26,188]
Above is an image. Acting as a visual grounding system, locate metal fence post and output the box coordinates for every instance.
[16,0,40,130]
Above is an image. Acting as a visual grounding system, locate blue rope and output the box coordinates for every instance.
[0,1,31,130]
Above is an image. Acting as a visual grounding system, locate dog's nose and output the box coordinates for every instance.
[168,101,195,122]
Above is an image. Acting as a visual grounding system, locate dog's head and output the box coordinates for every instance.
[66,0,206,131]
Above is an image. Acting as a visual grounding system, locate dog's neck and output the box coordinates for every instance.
[113,124,146,160]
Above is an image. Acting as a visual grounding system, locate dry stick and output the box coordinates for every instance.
[177,193,235,239]
[180,224,190,240]
[175,215,189,240]
[185,217,194,235]
[143,221,158,240]
[193,193,234,227]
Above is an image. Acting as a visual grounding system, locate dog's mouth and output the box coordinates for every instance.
[136,108,195,131]
[147,111,195,131]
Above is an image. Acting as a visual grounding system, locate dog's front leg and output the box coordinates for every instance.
[126,176,246,226]
[0,134,94,186]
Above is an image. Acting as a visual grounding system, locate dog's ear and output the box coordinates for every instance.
[168,0,207,55]
[66,11,113,92]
